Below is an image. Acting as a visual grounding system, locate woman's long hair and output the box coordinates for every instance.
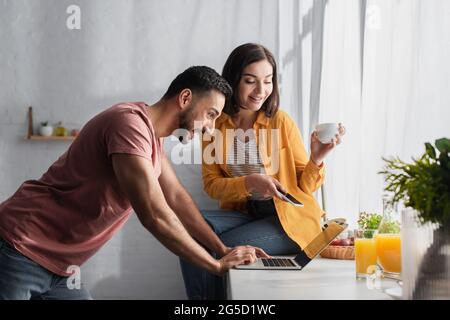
[222,43,280,117]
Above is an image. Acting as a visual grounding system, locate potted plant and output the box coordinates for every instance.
[379,137,450,299]
[357,212,383,231]
[39,121,54,137]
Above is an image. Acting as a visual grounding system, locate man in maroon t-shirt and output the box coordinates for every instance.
[0,66,268,300]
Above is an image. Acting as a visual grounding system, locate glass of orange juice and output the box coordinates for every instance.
[375,233,401,277]
[355,229,378,279]
[375,198,402,279]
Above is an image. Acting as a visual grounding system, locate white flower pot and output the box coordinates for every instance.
[39,125,54,137]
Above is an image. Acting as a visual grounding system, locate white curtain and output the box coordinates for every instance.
[277,0,328,139]
[278,0,450,227]
[358,0,450,218]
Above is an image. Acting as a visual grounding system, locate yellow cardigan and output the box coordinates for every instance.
[202,110,326,256]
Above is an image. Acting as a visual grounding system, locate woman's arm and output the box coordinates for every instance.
[285,118,325,195]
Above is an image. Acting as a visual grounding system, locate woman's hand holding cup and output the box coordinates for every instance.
[310,123,346,165]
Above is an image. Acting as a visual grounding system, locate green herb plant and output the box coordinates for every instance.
[357,212,382,230]
[379,138,450,227]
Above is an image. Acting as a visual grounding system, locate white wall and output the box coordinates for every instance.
[0,0,277,299]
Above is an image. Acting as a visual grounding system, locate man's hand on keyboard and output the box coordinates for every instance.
[215,245,271,276]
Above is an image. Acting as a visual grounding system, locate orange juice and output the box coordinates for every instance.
[375,234,402,274]
[355,238,377,276]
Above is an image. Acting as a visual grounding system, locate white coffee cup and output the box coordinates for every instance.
[315,123,339,144]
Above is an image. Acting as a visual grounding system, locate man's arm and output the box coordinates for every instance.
[158,155,229,257]
[111,153,257,275]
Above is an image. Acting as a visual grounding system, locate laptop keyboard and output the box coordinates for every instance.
[261,258,296,267]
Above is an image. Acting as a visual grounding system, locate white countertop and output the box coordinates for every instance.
[227,257,400,300]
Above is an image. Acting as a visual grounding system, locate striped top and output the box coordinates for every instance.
[226,132,270,201]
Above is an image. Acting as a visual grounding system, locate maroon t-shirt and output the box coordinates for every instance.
[0,102,163,276]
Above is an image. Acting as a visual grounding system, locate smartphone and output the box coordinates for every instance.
[280,192,304,207]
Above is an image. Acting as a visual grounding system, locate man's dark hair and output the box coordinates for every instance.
[162,66,232,101]
[222,43,280,117]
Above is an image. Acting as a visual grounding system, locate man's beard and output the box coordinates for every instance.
[177,104,196,144]
[179,105,195,131]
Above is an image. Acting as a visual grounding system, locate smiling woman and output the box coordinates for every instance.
[179,43,346,300]
[222,43,280,118]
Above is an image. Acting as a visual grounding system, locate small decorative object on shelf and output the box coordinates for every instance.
[55,121,67,137]
[25,107,75,141]
[39,121,54,137]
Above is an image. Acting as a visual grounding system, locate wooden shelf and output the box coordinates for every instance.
[25,135,75,141]
[25,106,76,142]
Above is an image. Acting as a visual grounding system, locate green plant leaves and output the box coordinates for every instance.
[436,138,450,154]
[380,137,450,227]
[378,220,401,234]
[426,142,436,159]
[358,212,382,230]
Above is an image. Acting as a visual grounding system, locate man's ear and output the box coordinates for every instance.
[178,89,193,110]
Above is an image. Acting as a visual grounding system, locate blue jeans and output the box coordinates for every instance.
[0,238,92,300]
[179,209,300,300]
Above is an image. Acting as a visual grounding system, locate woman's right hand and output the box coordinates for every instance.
[245,174,287,199]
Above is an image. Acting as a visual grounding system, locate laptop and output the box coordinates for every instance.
[235,219,348,270]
